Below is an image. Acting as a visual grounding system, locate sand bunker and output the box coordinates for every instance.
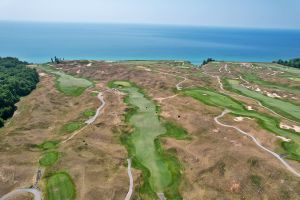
[280,123,300,133]
[246,106,254,110]
[234,117,244,122]
[276,136,291,142]
[38,73,47,77]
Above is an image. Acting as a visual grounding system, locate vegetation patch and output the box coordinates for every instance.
[62,122,83,134]
[38,141,59,150]
[0,57,39,127]
[182,87,300,162]
[114,81,186,199]
[82,109,96,118]
[39,151,59,167]
[45,172,76,200]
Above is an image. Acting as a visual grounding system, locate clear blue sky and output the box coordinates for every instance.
[1,0,300,29]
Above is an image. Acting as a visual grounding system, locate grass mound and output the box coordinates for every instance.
[46,172,76,200]
[39,151,59,166]
[82,109,96,118]
[38,141,59,150]
[62,122,83,134]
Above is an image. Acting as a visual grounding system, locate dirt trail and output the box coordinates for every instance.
[215,110,300,177]
[85,92,105,124]
[124,159,134,200]
[62,91,105,144]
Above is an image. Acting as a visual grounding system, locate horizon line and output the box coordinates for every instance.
[1,19,300,31]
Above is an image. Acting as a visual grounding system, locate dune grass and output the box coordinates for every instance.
[183,88,300,162]
[110,81,186,199]
[46,172,76,200]
[225,79,300,122]
[39,151,59,167]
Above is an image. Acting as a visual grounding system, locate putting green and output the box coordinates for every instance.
[226,79,300,122]
[39,151,59,166]
[46,172,76,200]
[112,81,184,198]
[183,88,300,161]
[36,65,92,96]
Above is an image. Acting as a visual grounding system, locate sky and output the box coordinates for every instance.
[0,0,300,29]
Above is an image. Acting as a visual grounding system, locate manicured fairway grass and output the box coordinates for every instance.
[111,81,185,199]
[183,88,300,162]
[39,151,59,166]
[226,79,300,122]
[241,73,299,94]
[46,172,76,200]
[62,122,83,134]
[37,65,93,96]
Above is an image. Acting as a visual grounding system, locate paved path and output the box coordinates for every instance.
[85,92,106,124]
[0,189,42,200]
[124,159,134,200]
[215,110,300,177]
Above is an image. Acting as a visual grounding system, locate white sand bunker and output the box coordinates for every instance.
[276,136,291,142]
[39,73,47,77]
[234,117,244,122]
[266,92,282,98]
[280,123,300,133]
[136,66,152,71]
[246,106,254,110]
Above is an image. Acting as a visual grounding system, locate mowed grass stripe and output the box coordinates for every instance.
[111,81,185,199]
[46,172,76,200]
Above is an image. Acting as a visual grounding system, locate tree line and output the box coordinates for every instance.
[0,57,39,127]
[273,58,300,69]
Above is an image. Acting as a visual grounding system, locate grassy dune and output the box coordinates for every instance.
[110,81,186,199]
[183,88,300,162]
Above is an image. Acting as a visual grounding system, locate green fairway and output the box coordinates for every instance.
[241,73,299,94]
[39,151,59,166]
[46,172,76,200]
[183,88,300,162]
[62,122,83,134]
[111,81,185,199]
[36,65,93,96]
[226,79,300,122]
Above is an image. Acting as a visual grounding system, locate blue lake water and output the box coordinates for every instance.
[0,21,300,64]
